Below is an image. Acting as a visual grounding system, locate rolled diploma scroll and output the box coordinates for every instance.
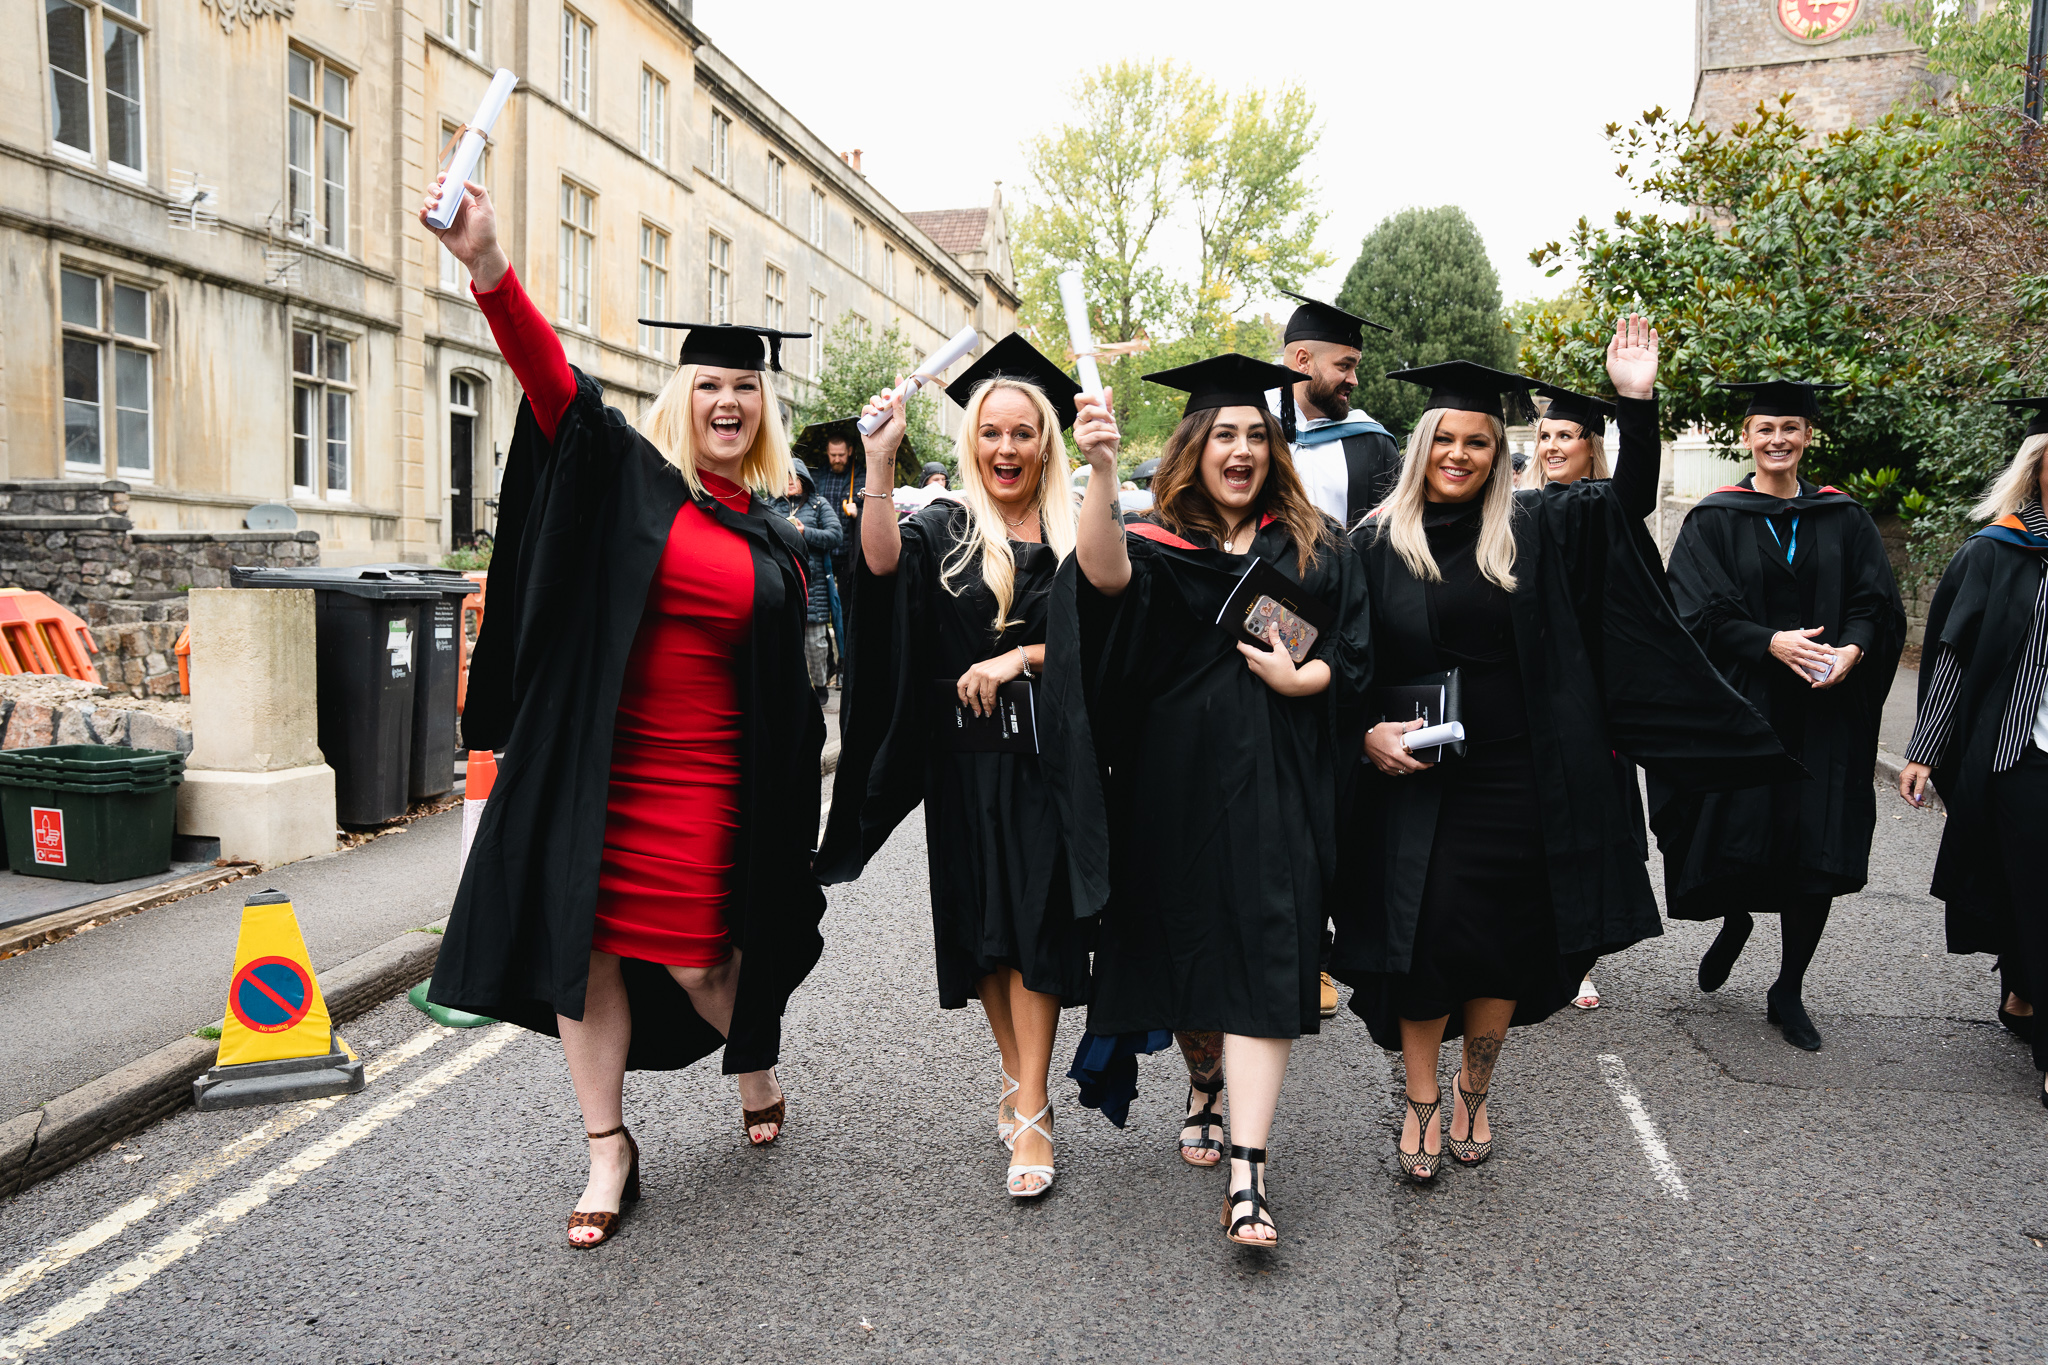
[1056,269,1103,397]
[855,324,982,436]
[426,68,519,231]
[1401,721,1467,752]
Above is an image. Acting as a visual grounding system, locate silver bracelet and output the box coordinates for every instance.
[1017,647,1033,679]
[859,489,894,500]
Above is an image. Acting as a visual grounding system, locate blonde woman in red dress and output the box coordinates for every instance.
[422,175,827,1249]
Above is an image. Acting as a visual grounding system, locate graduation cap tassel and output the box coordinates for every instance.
[1279,385,1298,445]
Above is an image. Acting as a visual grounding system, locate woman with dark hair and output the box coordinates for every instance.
[1334,321,1794,1183]
[1044,354,1373,1248]
[820,335,1114,1199]
[1899,396,2048,1104]
[420,174,826,1249]
[1653,381,1906,1053]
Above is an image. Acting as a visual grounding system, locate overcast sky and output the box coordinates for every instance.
[696,0,1699,311]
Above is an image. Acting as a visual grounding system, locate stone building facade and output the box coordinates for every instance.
[8,0,1017,567]
[1690,0,1929,133]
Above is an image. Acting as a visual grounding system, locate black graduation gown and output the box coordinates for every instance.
[818,501,1091,1008]
[1043,517,1373,1039]
[1341,428,1404,527]
[430,372,827,1074]
[1651,477,1906,917]
[1917,523,2048,955]
[1331,477,1800,1048]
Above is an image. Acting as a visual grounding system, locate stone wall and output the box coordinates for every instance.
[82,599,189,699]
[0,478,318,607]
[0,675,191,753]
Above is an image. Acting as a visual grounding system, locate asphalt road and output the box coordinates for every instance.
[2,781,2043,1362]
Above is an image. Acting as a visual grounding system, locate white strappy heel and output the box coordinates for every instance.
[1005,1104,1055,1199]
[997,1069,1020,1147]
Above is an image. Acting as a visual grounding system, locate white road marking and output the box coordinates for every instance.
[1597,1054,1691,1202]
[0,1024,452,1304]
[0,1024,515,1360]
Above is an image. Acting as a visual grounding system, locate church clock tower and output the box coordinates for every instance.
[1690,0,1928,133]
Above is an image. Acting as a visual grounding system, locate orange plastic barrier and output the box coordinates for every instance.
[175,624,191,694]
[0,590,101,684]
[456,572,486,714]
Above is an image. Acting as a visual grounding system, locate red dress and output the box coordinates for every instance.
[475,269,754,967]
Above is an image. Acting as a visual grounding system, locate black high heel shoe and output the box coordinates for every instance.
[567,1124,640,1249]
[1699,913,1753,993]
[1396,1094,1443,1183]
[1766,983,1823,1051]
[1445,1072,1492,1166]
[1220,1145,1278,1248]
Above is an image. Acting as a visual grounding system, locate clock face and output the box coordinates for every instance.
[1777,0,1860,43]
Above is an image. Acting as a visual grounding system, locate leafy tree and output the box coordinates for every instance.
[1014,60,1328,428]
[1876,0,2028,109]
[1517,101,1948,485]
[796,315,947,485]
[1337,206,1516,435]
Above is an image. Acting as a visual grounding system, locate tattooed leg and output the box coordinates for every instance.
[1176,1030,1223,1084]
[1455,999,1514,1145]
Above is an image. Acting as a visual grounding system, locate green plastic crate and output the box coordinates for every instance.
[0,746,182,883]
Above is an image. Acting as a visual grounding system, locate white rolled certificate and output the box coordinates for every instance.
[1401,721,1467,752]
[1057,269,1103,397]
[856,324,982,436]
[426,68,518,231]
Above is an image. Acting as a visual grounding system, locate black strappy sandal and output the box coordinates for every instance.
[1220,1144,1278,1248]
[1397,1095,1442,1183]
[1445,1073,1492,1166]
[1179,1072,1226,1167]
[566,1124,640,1249]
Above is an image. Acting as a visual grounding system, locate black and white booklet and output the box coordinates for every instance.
[1373,669,1464,764]
[1214,558,1335,665]
[934,678,1039,754]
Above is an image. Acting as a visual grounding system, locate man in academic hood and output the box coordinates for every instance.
[1275,291,1402,530]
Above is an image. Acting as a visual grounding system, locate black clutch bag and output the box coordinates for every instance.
[1372,668,1464,763]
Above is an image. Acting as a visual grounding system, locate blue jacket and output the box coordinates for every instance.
[769,463,841,622]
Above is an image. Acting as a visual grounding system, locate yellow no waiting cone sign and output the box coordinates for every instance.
[192,889,366,1111]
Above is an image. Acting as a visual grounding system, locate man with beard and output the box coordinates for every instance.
[798,418,865,686]
[1276,291,1400,530]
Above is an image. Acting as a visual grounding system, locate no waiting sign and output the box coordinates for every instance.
[228,955,315,1034]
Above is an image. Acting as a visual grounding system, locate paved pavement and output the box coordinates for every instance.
[0,809,465,1121]
[3,762,2043,1361]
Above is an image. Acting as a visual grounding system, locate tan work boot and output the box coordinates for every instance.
[1319,971,1339,1019]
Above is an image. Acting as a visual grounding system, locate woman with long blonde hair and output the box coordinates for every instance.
[421,174,827,1250]
[1334,328,1794,1185]
[1899,397,2048,1106]
[1049,353,1374,1249]
[821,335,1108,1200]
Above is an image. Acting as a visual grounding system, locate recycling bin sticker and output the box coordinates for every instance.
[31,806,65,865]
[387,618,414,678]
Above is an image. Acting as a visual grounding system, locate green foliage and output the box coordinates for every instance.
[1878,0,2029,108]
[440,546,491,571]
[796,314,948,485]
[1518,100,1948,485]
[1338,206,1516,435]
[1014,60,1328,430]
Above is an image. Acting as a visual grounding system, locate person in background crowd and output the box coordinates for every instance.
[1651,380,1906,1053]
[1050,352,1373,1249]
[419,173,826,1250]
[768,458,843,708]
[822,335,1099,1200]
[1119,457,1159,513]
[1276,291,1403,1021]
[922,462,952,491]
[801,419,865,687]
[1899,396,2048,1107]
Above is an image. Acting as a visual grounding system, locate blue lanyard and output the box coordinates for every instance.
[1764,514,1799,564]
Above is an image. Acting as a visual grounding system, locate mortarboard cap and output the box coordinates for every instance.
[1143,353,1305,442]
[1716,380,1845,421]
[1387,361,1536,424]
[945,333,1084,431]
[638,320,810,373]
[1280,290,1392,350]
[1532,382,1617,433]
[1994,396,2048,440]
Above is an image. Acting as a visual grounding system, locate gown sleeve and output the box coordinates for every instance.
[472,268,576,440]
[1610,397,1660,522]
[1666,514,1777,666]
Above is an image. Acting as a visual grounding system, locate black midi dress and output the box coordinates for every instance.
[819,501,1092,1008]
[1651,477,1906,919]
